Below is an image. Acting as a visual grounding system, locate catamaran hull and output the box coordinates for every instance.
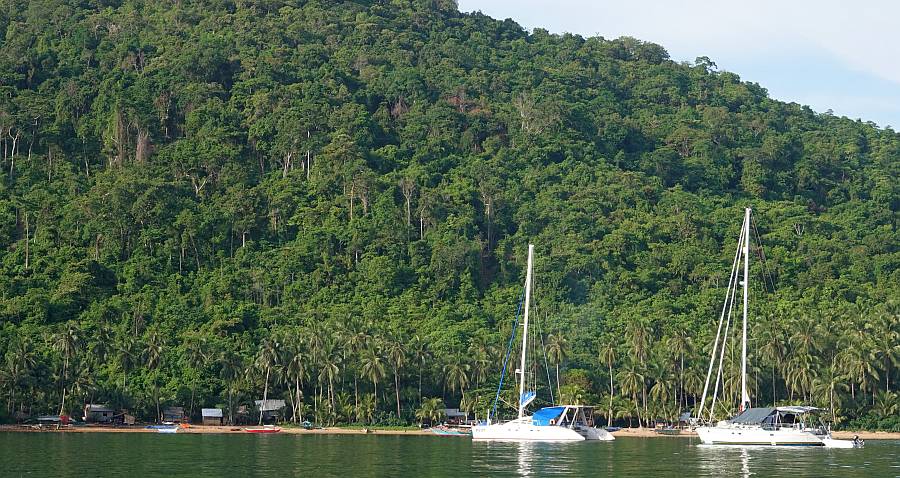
[820,438,860,448]
[578,427,615,441]
[472,422,585,441]
[696,426,825,446]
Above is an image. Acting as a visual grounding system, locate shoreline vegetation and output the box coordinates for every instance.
[1,424,897,440]
[1,0,898,435]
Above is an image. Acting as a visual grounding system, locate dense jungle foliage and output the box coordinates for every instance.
[0,0,897,430]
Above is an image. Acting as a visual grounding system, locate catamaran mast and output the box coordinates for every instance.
[740,208,751,412]
[518,244,534,420]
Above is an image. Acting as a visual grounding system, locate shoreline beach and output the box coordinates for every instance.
[1,424,897,440]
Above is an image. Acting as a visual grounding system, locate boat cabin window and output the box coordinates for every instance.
[780,413,799,425]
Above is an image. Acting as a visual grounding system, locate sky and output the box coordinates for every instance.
[457,0,900,129]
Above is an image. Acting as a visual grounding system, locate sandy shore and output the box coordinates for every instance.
[2,424,897,440]
[609,427,899,440]
[0,424,433,435]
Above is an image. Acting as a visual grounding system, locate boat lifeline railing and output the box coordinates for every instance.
[488,288,526,423]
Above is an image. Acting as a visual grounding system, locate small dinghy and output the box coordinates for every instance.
[146,425,179,434]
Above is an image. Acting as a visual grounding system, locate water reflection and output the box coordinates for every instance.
[741,447,751,477]
[517,442,534,476]
[472,441,579,476]
[696,444,757,477]
[0,433,896,477]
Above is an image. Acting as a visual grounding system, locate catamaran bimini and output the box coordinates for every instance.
[471,245,613,442]
[694,209,857,448]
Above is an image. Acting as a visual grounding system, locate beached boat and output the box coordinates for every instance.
[694,208,858,448]
[146,425,179,433]
[654,427,681,436]
[429,426,471,436]
[471,245,613,442]
[245,425,281,433]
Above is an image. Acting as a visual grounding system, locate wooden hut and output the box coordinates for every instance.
[442,408,469,426]
[83,404,115,423]
[162,406,187,423]
[254,399,286,423]
[201,408,224,426]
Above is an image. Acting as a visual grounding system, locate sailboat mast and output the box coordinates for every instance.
[518,244,534,420]
[740,208,751,411]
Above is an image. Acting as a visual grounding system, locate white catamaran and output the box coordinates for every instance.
[472,244,614,442]
[694,208,857,448]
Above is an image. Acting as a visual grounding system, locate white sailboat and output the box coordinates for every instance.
[694,208,857,448]
[472,244,614,442]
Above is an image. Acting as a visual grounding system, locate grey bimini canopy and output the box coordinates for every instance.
[730,406,825,424]
[730,407,776,424]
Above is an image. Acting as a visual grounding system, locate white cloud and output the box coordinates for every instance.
[460,0,900,86]
[798,1,900,86]
[458,1,900,126]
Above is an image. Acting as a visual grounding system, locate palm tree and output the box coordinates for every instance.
[255,337,279,425]
[811,360,848,425]
[415,397,444,426]
[873,391,899,419]
[443,354,470,399]
[6,337,36,417]
[117,333,137,392]
[386,335,407,419]
[283,336,307,423]
[598,340,616,427]
[627,318,651,422]
[757,315,786,405]
[91,325,113,365]
[71,358,98,415]
[617,359,644,428]
[785,351,817,402]
[666,331,691,411]
[317,340,341,412]
[467,341,491,389]
[144,329,165,422]
[296,401,311,424]
[409,335,431,403]
[306,325,326,413]
[357,394,376,424]
[868,310,899,393]
[53,323,81,415]
[335,391,353,424]
[682,366,704,410]
[649,364,675,423]
[218,349,243,425]
[183,332,209,420]
[144,329,164,369]
[346,321,371,413]
[360,347,386,412]
[546,333,568,400]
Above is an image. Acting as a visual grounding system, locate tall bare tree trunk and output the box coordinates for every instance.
[395,371,401,418]
[24,213,29,270]
[259,365,270,425]
[58,355,68,416]
[608,361,614,427]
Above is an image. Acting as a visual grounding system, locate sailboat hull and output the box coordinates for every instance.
[696,425,825,446]
[472,421,586,441]
[472,418,614,441]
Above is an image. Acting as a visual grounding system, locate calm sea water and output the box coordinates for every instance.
[1,432,897,477]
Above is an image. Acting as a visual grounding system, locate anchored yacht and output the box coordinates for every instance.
[694,209,857,448]
[471,245,613,442]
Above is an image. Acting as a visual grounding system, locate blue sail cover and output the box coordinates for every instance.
[532,406,566,426]
[520,391,536,407]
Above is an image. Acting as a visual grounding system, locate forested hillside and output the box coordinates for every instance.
[1,0,897,429]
